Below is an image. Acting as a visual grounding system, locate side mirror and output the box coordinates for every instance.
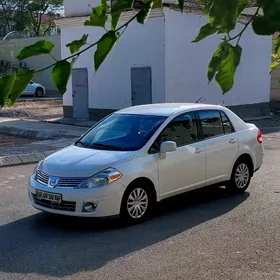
[159,141,177,159]
[30,81,34,84]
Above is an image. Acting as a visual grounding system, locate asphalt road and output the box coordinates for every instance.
[1,134,280,280]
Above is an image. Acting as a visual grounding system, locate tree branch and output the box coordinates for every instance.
[29,9,142,75]
[43,20,52,36]
[227,7,260,45]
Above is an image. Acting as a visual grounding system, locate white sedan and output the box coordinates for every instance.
[21,81,45,97]
[28,103,264,224]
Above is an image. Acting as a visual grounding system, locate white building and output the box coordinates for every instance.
[56,1,272,121]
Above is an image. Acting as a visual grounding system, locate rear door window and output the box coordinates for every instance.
[197,110,224,139]
[220,111,235,134]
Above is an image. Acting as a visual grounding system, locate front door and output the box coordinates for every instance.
[197,110,239,185]
[155,112,206,199]
[72,68,89,120]
[131,67,152,106]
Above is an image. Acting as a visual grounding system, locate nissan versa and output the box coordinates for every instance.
[28,103,264,224]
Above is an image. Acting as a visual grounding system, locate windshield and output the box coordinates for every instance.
[78,114,167,151]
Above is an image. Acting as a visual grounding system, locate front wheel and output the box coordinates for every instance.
[226,159,252,194]
[120,180,154,225]
[35,88,44,97]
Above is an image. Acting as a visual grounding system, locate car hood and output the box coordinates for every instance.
[41,145,135,177]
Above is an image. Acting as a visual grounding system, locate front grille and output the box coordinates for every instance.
[37,170,48,185]
[58,178,86,187]
[32,194,76,212]
[36,170,87,188]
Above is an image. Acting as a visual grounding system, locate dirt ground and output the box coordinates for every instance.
[0,99,63,120]
[0,133,35,147]
[1,98,280,130]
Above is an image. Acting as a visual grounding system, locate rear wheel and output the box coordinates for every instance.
[35,88,44,97]
[120,180,155,225]
[226,158,252,193]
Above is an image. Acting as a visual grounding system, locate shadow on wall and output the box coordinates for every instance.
[0,187,249,277]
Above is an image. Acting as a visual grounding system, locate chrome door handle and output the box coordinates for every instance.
[195,148,203,154]
[229,139,237,144]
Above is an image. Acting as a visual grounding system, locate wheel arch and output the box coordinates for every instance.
[125,177,157,203]
[36,86,44,93]
[234,153,254,177]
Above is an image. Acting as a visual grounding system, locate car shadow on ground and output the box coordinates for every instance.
[0,187,249,277]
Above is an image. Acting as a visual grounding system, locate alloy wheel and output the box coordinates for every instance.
[127,187,149,219]
[235,163,250,189]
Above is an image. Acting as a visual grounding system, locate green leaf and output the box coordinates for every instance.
[208,0,248,33]
[153,0,162,9]
[252,0,280,36]
[0,75,16,107]
[9,69,34,106]
[203,0,214,15]
[66,34,89,54]
[178,0,184,12]
[270,61,279,73]
[111,0,134,30]
[51,60,73,94]
[274,35,280,54]
[94,31,119,71]
[137,2,153,24]
[16,41,54,61]
[84,3,108,28]
[208,42,228,82]
[208,42,242,93]
[272,53,279,59]
[192,23,218,43]
[252,17,279,35]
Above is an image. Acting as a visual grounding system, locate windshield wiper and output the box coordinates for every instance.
[75,140,88,147]
[91,142,127,151]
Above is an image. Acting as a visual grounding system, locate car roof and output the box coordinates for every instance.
[116,103,224,117]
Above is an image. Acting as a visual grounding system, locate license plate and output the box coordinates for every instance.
[35,190,62,204]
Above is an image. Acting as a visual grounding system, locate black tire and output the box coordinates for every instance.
[226,158,252,194]
[35,88,44,97]
[120,180,155,225]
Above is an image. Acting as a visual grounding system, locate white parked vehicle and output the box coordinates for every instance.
[21,81,45,97]
[28,103,264,224]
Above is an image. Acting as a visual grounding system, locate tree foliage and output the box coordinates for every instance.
[0,0,63,37]
[1,0,280,107]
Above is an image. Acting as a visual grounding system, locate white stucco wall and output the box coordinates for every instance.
[164,8,272,106]
[0,35,61,92]
[61,14,165,109]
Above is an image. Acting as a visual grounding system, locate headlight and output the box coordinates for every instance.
[32,160,43,179]
[79,168,122,189]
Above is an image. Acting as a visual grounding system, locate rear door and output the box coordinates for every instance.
[197,110,239,185]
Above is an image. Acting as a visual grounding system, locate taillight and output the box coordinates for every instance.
[257,128,263,144]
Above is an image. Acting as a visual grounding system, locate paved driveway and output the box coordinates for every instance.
[0,134,280,280]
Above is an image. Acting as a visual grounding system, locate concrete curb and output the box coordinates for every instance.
[0,151,55,168]
[42,119,94,128]
[0,126,77,140]
[16,97,62,103]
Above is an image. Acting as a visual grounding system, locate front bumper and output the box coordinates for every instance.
[28,177,125,217]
